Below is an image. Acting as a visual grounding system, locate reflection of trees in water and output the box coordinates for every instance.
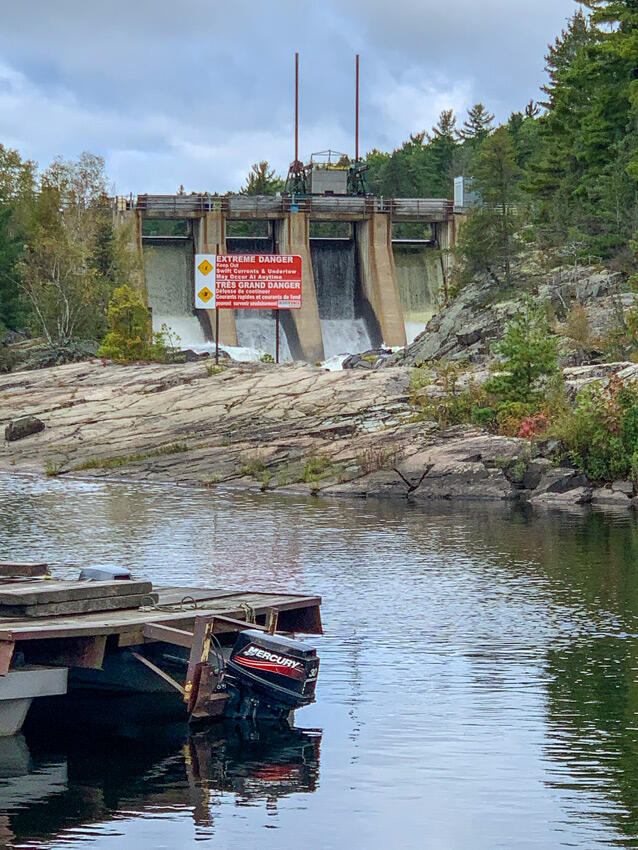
[398,503,638,626]
[545,639,638,841]
[2,721,321,846]
[397,502,638,839]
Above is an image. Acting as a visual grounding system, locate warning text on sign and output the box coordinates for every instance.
[194,254,302,310]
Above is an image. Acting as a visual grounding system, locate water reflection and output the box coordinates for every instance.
[0,721,320,847]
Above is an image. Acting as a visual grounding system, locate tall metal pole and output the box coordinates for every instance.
[295,52,299,162]
[275,311,280,364]
[355,54,360,163]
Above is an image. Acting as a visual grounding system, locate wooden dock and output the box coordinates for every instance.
[0,563,322,733]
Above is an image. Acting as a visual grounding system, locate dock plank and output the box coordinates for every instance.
[0,580,153,607]
[0,590,322,642]
[0,593,156,619]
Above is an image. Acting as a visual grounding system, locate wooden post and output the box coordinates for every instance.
[184,616,213,714]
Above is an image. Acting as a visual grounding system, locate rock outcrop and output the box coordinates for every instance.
[392,266,630,367]
[0,360,634,511]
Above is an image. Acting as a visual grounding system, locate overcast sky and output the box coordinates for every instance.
[0,0,577,195]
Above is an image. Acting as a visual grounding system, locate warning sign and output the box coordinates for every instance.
[194,254,302,310]
[195,254,216,308]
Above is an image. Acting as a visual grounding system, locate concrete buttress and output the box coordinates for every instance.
[275,213,325,362]
[198,211,238,346]
[113,209,147,302]
[355,214,407,348]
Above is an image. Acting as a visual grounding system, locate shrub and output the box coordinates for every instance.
[260,353,275,364]
[240,455,266,478]
[357,443,403,474]
[98,285,175,362]
[518,413,549,439]
[550,377,638,481]
[44,459,62,477]
[564,304,591,345]
[301,455,333,483]
[470,407,498,429]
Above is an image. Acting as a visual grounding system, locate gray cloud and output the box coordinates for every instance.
[0,0,576,193]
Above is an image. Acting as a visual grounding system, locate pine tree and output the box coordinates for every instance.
[458,104,495,141]
[528,5,638,254]
[241,162,284,195]
[0,208,24,330]
[455,127,524,287]
[486,301,559,402]
[429,110,457,141]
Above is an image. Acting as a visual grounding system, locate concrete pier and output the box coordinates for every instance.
[113,207,147,301]
[196,211,238,347]
[274,213,325,362]
[355,214,407,348]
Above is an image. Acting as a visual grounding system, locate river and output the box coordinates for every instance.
[0,473,636,849]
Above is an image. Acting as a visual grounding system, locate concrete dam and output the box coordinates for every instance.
[115,194,456,361]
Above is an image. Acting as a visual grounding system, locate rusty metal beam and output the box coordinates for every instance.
[130,651,185,695]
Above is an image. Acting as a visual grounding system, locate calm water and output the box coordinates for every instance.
[0,473,636,849]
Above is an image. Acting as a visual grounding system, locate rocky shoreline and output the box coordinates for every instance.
[1,359,636,512]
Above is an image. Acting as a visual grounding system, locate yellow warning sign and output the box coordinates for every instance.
[198,286,213,303]
[198,259,213,276]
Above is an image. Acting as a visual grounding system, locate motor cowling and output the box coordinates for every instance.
[228,630,319,711]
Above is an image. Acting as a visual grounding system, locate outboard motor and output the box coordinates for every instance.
[227,630,319,718]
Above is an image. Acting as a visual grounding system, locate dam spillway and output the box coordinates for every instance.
[122,195,457,360]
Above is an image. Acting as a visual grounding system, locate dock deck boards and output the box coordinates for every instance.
[0,586,322,642]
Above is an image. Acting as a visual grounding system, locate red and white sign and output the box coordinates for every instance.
[195,254,302,310]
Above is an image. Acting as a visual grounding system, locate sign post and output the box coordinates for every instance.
[194,254,302,361]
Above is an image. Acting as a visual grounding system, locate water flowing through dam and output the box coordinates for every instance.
[144,241,209,347]
[234,311,292,360]
[310,238,373,357]
[394,244,443,344]
[227,237,292,360]
[142,236,443,359]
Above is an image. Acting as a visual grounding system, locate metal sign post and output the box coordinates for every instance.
[215,244,220,365]
[275,311,280,364]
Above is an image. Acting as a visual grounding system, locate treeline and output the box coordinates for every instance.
[363,2,637,282]
[0,150,138,345]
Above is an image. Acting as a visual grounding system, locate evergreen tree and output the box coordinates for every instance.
[529,6,637,256]
[485,301,559,402]
[429,109,457,141]
[525,100,541,119]
[0,208,24,330]
[464,127,524,285]
[241,161,284,195]
[458,103,495,142]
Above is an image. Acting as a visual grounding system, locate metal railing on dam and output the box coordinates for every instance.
[130,194,454,222]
